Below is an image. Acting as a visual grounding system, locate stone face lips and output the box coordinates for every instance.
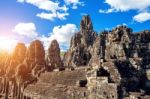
[46,39,63,70]
[64,15,97,67]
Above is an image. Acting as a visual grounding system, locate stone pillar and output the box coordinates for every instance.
[2,77,6,94]
[17,82,21,99]
[4,80,9,99]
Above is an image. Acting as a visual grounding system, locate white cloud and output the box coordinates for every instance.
[122,23,127,26]
[23,0,68,12]
[36,12,69,21]
[36,12,57,21]
[12,22,78,51]
[64,0,84,9]
[80,13,88,16]
[99,0,150,22]
[17,0,24,3]
[39,24,78,50]
[133,12,150,23]
[1,21,34,52]
[17,0,84,20]
[17,0,69,20]
[52,24,78,43]
[12,22,38,38]
[4,22,39,52]
[99,8,115,13]
[102,0,150,12]
[57,12,70,20]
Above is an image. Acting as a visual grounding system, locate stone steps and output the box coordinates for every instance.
[23,68,87,99]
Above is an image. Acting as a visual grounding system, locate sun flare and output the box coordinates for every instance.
[0,36,17,53]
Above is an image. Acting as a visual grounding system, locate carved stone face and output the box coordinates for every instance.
[12,43,27,62]
[109,32,121,42]
[80,15,93,33]
[109,27,131,43]
[27,40,45,63]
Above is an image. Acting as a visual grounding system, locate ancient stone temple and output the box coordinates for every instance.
[0,15,150,99]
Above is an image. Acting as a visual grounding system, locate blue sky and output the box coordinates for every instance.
[0,0,150,51]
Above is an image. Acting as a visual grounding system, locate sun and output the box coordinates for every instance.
[0,36,17,53]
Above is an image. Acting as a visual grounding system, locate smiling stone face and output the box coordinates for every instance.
[27,40,45,64]
[12,43,27,62]
[47,39,63,70]
[109,26,132,43]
